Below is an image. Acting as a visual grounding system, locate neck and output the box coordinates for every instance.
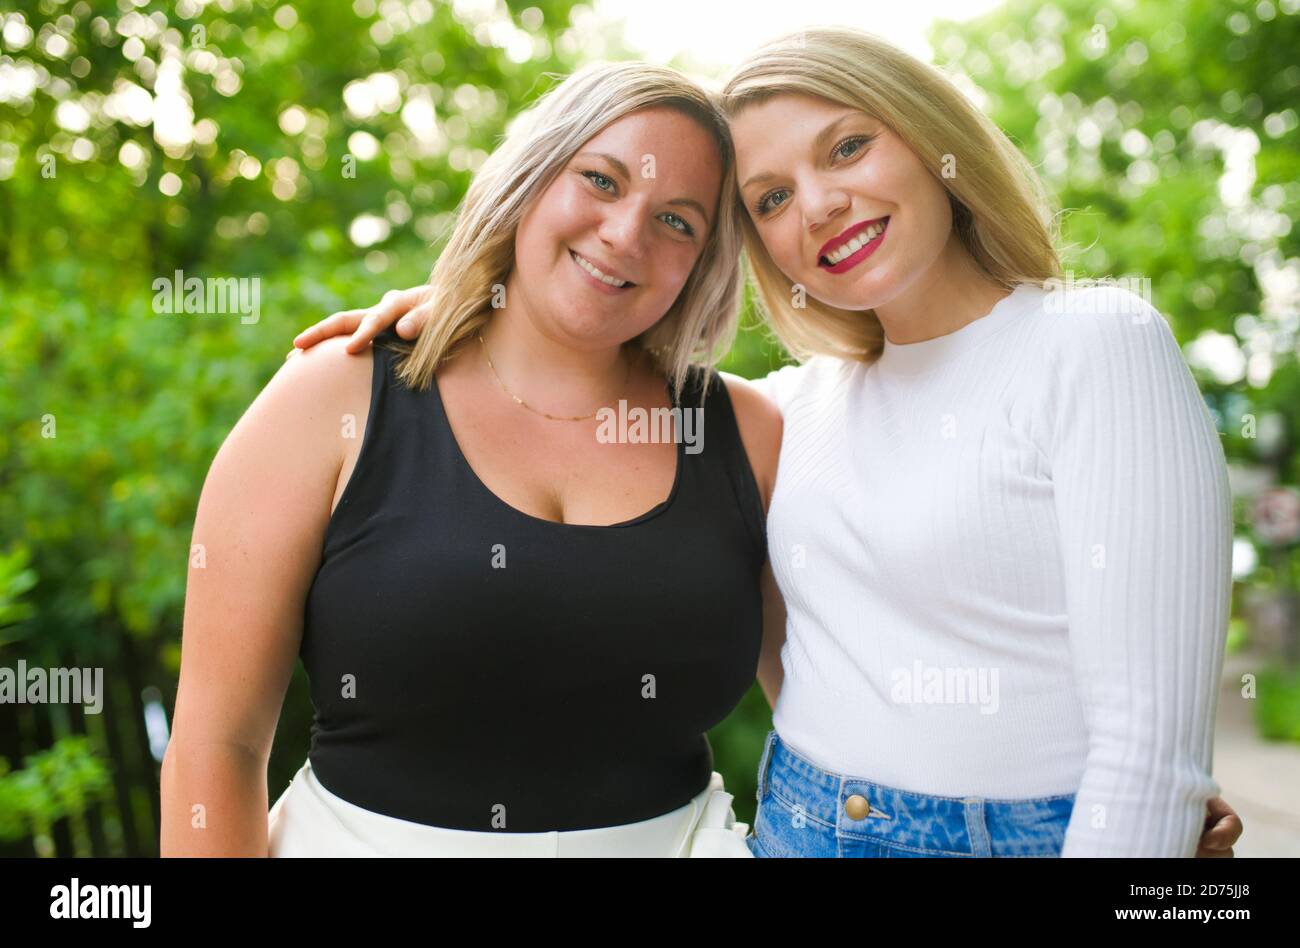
[873,233,1010,345]
[480,275,633,415]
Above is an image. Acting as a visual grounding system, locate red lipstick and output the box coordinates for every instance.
[817,216,889,275]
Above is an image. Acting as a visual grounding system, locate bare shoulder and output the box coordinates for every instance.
[720,371,782,434]
[275,334,374,404]
[214,335,375,496]
[720,371,783,512]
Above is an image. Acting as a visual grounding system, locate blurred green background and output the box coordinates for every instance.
[1,0,1297,856]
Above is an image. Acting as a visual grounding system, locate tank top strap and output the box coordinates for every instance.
[366,327,465,480]
[370,327,412,388]
[674,365,768,562]
[318,328,404,555]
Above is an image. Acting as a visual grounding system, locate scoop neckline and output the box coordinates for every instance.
[428,368,685,531]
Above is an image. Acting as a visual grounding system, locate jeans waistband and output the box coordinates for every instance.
[758,730,1075,856]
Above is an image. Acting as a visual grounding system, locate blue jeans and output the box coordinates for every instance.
[747,730,1076,858]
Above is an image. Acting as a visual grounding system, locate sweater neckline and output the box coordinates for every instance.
[874,283,1037,376]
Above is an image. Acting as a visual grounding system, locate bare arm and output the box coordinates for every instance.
[756,559,787,712]
[160,338,373,856]
[721,372,785,713]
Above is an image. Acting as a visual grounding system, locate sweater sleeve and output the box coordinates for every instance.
[1037,287,1232,857]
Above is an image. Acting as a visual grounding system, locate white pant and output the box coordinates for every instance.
[267,758,753,857]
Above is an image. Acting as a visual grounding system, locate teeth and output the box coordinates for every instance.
[824,220,886,265]
[573,251,628,287]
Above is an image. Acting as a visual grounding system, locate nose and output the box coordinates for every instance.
[800,176,851,234]
[596,199,647,262]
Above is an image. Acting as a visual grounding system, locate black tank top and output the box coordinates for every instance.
[300,329,766,832]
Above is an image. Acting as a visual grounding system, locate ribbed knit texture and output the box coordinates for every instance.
[752,283,1232,857]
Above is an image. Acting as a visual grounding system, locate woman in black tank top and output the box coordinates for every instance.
[162,62,782,857]
[302,330,766,832]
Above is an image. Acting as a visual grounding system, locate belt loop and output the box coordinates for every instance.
[756,729,777,803]
[965,798,991,857]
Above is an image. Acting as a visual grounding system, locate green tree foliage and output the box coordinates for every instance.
[2,0,1296,853]
[0,0,607,855]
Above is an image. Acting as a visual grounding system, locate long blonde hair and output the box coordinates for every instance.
[394,61,743,399]
[721,27,1063,363]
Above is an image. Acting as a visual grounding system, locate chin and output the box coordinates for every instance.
[546,314,629,348]
[809,276,883,313]
[828,263,909,312]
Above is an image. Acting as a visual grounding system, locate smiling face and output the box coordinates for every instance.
[508,105,723,351]
[730,93,955,315]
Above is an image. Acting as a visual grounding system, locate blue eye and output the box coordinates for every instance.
[754,189,789,216]
[583,170,615,192]
[833,134,873,161]
[661,212,694,236]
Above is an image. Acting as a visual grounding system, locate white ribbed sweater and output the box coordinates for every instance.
[751,283,1232,857]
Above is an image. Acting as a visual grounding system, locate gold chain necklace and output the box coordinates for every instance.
[478,332,631,422]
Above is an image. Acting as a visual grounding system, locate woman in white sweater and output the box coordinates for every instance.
[294,30,1241,857]
[721,28,1233,858]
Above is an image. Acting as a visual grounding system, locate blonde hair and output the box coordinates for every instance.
[721,27,1063,363]
[393,61,743,399]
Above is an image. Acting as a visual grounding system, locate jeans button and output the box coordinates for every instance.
[844,794,871,820]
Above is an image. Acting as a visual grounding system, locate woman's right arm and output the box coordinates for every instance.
[160,338,373,856]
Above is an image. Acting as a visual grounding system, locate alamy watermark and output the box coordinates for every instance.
[890,660,1000,714]
[596,400,704,455]
[50,878,150,928]
[152,269,261,324]
[1,661,103,713]
[1042,272,1154,321]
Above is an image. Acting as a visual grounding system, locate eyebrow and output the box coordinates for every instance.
[667,197,710,227]
[740,112,862,192]
[579,151,712,228]
[583,151,632,181]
